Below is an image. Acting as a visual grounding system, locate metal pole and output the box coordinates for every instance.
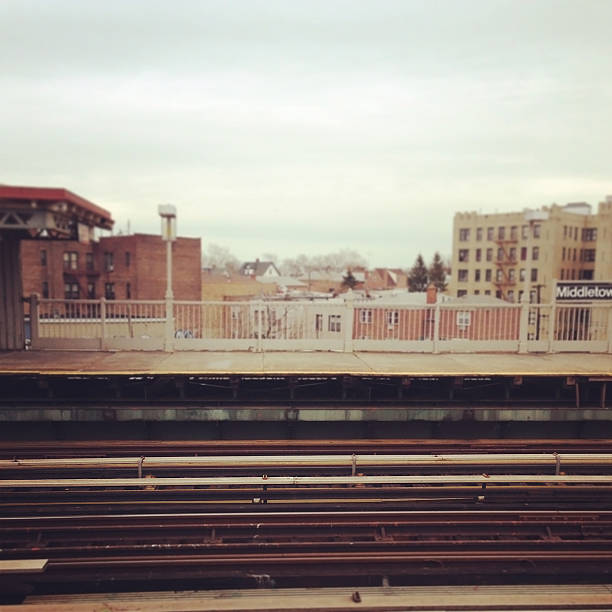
[165,227,173,300]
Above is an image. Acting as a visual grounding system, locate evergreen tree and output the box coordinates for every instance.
[342,269,359,289]
[428,251,447,292]
[407,254,428,292]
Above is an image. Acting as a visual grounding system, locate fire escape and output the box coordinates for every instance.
[493,232,518,300]
[64,257,100,299]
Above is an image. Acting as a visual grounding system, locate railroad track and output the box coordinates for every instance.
[2,449,612,602]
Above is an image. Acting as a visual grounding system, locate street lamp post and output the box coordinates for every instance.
[158,204,177,351]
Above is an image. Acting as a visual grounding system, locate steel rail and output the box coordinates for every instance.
[39,550,612,567]
[3,452,612,471]
[4,508,611,522]
[3,474,612,488]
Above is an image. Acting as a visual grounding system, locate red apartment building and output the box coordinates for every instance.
[21,233,202,301]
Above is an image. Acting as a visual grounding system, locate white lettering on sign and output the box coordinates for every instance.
[556,283,612,300]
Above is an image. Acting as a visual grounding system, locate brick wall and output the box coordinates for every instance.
[20,234,201,301]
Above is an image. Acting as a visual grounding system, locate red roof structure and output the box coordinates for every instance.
[0,184,113,232]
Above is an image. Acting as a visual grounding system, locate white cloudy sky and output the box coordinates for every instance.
[1,0,611,266]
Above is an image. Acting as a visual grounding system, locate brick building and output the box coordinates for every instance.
[21,233,201,301]
[450,196,612,302]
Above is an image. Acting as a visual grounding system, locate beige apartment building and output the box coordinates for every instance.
[449,196,612,303]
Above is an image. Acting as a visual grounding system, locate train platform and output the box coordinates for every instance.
[1,349,611,376]
[1,350,612,431]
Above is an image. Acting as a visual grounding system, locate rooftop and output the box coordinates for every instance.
[0,184,113,230]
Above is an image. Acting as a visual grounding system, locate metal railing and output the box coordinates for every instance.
[29,295,612,353]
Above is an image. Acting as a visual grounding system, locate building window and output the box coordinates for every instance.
[104,282,115,300]
[531,268,538,282]
[104,252,114,272]
[497,247,504,261]
[485,269,492,282]
[507,289,515,302]
[458,269,468,282]
[581,269,594,280]
[42,281,49,299]
[386,311,399,326]
[457,289,467,297]
[510,226,518,240]
[484,290,491,296]
[456,311,471,328]
[87,282,96,299]
[498,226,505,240]
[328,314,341,332]
[476,227,483,241]
[573,227,578,240]
[496,290,502,299]
[459,228,470,241]
[573,248,577,261]
[359,309,372,324]
[486,248,493,261]
[474,290,480,295]
[86,252,94,271]
[583,249,596,262]
[474,269,481,282]
[63,251,78,271]
[562,247,566,261]
[532,246,539,261]
[475,248,481,262]
[521,247,527,261]
[40,249,47,266]
[509,247,517,261]
[64,282,79,299]
[315,314,323,332]
[126,282,131,299]
[560,269,565,280]
[529,290,537,303]
[533,224,541,238]
[582,228,597,241]
[521,225,528,239]
[519,268,525,281]
[458,249,469,262]
[125,252,131,267]
[508,268,515,282]
[496,269,503,282]
[487,227,494,240]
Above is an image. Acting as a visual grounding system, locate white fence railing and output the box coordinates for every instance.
[29,295,612,353]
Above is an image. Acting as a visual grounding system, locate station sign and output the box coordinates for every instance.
[555,281,612,301]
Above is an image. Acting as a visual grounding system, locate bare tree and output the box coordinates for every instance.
[201,243,240,272]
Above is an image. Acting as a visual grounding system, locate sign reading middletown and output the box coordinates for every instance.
[555,281,612,301]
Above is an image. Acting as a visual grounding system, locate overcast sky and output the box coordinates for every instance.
[1,0,611,267]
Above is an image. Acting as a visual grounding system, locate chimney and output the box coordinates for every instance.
[426,284,437,304]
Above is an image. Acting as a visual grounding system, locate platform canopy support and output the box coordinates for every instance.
[0,185,113,350]
[0,236,24,350]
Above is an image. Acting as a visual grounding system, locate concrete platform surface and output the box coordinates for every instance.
[0,350,611,376]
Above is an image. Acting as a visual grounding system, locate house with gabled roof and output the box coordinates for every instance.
[239,259,280,278]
